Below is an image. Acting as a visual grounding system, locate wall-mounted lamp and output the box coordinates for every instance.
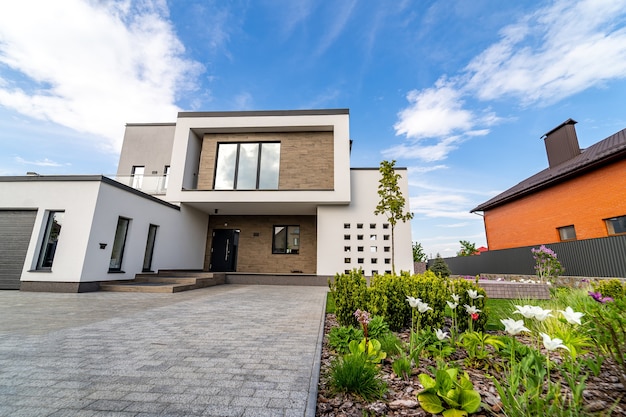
[214,209,219,214]
[99,243,107,249]
[224,222,228,227]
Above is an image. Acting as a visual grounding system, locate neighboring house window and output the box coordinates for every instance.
[214,142,280,190]
[606,215,626,235]
[37,211,64,270]
[131,166,144,189]
[109,217,130,272]
[272,225,299,254]
[557,225,576,241]
[163,165,170,190]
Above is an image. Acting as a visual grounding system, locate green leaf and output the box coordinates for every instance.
[436,368,453,394]
[441,389,461,408]
[459,389,482,413]
[418,392,444,414]
[418,373,436,390]
[459,374,474,391]
[442,409,468,417]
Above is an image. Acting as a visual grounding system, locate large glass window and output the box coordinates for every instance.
[37,211,64,270]
[214,142,280,190]
[606,215,626,235]
[109,217,130,272]
[272,225,300,254]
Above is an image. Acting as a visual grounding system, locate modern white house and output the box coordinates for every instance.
[0,109,413,292]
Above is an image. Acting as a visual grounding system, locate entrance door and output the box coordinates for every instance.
[209,229,239,272]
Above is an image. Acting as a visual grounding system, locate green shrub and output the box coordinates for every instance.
[367,315,390,339]
[392,356,411,380]
[367,271,448,332]
[429,254,451,278]
[368,272,410,331]
[405,272,449,331]
[329,269,368,327]
[329,353,387,401]
[592,278,626,300]
[449,279,488,333]
[328,326,363,354]
[377,332,404,356]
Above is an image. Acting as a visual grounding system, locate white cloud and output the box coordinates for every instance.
[391,0,626,161]
[314,0,358,57]
[15,156,68,167]
[0,0,204,153]
[466,0,626,105]
[394,79,473,140]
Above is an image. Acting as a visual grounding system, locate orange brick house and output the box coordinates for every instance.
[471,119,626,250]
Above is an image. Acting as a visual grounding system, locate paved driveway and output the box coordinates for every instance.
[0,285,328,417]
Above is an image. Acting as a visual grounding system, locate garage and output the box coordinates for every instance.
[0,210,37,290]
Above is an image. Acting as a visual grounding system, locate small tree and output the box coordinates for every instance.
[457,240,478,256]
[413,242,427,262]
[374,160,413,275]
[429,253,451,278]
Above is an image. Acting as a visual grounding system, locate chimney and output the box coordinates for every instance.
[541,118,581,168]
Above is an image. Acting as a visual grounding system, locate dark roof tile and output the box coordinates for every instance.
[471,127,626,212]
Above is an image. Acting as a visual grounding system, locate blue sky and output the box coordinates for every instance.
[1,0,626,258]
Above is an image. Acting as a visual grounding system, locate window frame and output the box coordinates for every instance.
[109,217,131,272]
[131,166,144,189]
[605,215,626,236]
[272,225,300,255]
[557,225,577,241]
[36,210,64,270]
[213,142,280,190]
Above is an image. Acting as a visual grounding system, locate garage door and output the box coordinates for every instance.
[0,210,37,290]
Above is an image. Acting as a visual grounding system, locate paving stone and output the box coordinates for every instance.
[0,285,327,417]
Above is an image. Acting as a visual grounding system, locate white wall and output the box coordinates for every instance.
[317,169,414,276]
[166,111,352,206]
[84,181,208,282]
[0,177,208,284]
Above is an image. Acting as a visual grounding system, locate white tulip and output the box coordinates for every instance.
[540,333,569,351]
[559,306,584,325]
[446,300,458,310]
[464,304,480,315]
[467,289,484,300]
[501,318,529,336]
[435,329,449,341]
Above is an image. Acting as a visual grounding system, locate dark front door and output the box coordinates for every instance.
[210,229,239,272]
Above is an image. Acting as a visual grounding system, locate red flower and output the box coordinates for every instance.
[471,313,479,321]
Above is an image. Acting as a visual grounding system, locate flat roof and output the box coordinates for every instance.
[0,175,180,211]
[178,109,349,118]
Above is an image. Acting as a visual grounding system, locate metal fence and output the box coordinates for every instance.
[430,235,626,278]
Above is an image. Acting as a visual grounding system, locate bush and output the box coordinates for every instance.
[328,326,363,354]
[367,315,390,340]
[592,278,626,300]
[329,353,387,401]
[429,254,451,278]
[368,271,448,332]
[329,269,368,327]
[377,332,404,356]
[448,279,488,333]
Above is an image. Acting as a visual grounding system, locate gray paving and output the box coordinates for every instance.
[0,285,328,417]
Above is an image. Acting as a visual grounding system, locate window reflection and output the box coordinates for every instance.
[214,142,280,190]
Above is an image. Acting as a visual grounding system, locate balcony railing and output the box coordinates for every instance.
[111,175,169,195]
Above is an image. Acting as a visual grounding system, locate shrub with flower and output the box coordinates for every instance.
[531,245,564,284]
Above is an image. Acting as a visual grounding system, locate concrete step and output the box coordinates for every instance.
[99,271,225,293]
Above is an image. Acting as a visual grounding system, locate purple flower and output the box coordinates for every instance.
[354,309,371,326]
[588,291,614,304]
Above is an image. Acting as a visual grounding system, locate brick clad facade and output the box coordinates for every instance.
[484,159,626,250]
[205,215,317,273]
[197,132,334,190]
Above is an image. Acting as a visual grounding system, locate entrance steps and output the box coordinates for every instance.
[99,270,225,293]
